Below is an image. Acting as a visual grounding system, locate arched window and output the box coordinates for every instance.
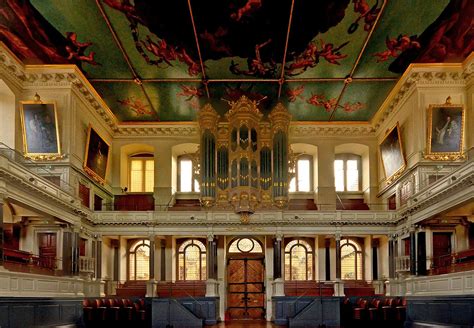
[129,239,150,280]
[289,155,313,192]
[334,154,361,192]
[228,237,263,253]
[178,155,200,192]
[178,239,206,280]
[129,153,154,192]
[340,238,363,280]
[284,239,313,280]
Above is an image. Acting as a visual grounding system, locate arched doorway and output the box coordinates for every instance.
[227,237,265,320]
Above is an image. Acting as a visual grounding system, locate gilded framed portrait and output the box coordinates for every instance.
[379,123,406,182]
[19,101,61,160]
[84,125,110,184]
[426,100,465,160]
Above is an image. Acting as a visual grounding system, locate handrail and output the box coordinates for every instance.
[0,142,76,196]
[335,193,346,210]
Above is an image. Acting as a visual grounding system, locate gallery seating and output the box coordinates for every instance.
[342,297,406,328]
[156,280,206,298]
[83,298,147,327]
[115,280,147,297]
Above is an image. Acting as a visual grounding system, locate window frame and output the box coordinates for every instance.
[334,154,362,192]
[128,239,150,281]
[128,153,154,193]
[284,238,314,281]
[340,238,363,281]
[289,154,314,193]
[177,238,207,281]
[177,155,200,193]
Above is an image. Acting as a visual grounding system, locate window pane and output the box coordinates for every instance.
[129,253,135,280]
[180,159,193,192]
[184,245,200,280]
[145,160,154,192]
[130,159,144,192]
[291,245,307,280]
[334,160,344,192]
[346,160,359,191]
[194,179,200,192]
[178,254,185,280]
[341,245,356,280]
[289,177,296,192]
[284,253,291,280]
[297,159,310,192]
[135,245,150,280]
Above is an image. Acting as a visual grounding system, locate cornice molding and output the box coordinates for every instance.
[290,124,376,137]
[372,57,473,131]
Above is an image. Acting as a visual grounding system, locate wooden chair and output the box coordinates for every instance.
[353,298,369,320]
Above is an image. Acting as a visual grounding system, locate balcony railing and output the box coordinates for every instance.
[0,142,75,196]
[79,256,95,273]
[396,255,411,272]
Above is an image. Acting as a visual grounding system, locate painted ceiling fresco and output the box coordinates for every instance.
[1,0,472,122]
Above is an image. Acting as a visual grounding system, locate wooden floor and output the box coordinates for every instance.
[209,320,282,327]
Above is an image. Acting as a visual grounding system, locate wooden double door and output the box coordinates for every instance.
[227,256,265,320]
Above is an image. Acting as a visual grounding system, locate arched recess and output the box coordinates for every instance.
[119,143,155,190]
[171,143,199,196]
[0,80,17,148]
[335,143,370,202]
[289,143,318,193]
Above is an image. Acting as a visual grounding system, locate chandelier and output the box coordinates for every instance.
[198,96,291,223]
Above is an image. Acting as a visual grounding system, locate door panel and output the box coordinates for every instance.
[38,233,56,269]
[433,232,452,268]
[227,258,265,320]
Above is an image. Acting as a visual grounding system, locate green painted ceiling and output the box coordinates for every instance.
[1,0,471,122]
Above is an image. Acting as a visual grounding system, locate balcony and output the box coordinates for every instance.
[79,256,95,274]
[396,255,411,273]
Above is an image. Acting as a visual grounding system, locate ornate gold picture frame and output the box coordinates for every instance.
[19,100,61,160]
[379,123,406,183]
[426,97,465,160]
[83,124,110,184]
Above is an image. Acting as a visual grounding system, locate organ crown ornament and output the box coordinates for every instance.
[198,96,291,223]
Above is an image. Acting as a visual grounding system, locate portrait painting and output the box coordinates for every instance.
[20,101,61,157]
[427,103,464,159]
[379,123,406,180]
[84,125,110,183]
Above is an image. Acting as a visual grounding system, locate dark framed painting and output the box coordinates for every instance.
[19,101,61,159]
[84,125,110,184]
[379,123,406,182]
[426,101,465,160]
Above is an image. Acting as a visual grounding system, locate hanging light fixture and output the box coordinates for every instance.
[198,96,291,223]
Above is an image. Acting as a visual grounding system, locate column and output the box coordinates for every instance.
[335,235,341,279]
[388,236,395,279]
[63,231,72,275]
[0,197,4,268]
[317,143,336,210]
[334,234,344,296]
[372,239,379,280]
[72,229,80,275]
[96,238,102,280]
[154,144,173,209]
[272,234,284,297]
[206,234,219,297]
[160,239,166,281]
[325,239,331,281]
[409,228,416,275]
[149,237,155,280]
[273,236,282,279]
[146,236,157,297]
[417,231,426,276]
[112,239,120,281]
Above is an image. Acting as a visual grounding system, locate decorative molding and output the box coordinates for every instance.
[290,124,376,137]
[373,59,473,131]
[115,124,199,137]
